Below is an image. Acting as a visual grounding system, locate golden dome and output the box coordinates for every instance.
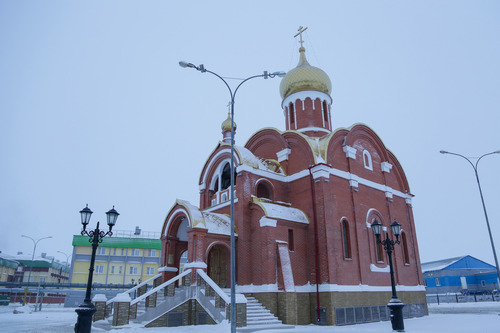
[221,112,236,131]
[279,47,332,100]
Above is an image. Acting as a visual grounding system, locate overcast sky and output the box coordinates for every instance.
[1,1,499,268]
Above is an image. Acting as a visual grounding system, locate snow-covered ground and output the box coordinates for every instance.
[0,302,499,333]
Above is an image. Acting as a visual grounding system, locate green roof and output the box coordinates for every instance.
[0,257,19,269]
[72,235,162,249]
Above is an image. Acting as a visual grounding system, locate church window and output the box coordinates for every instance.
[213,176,219,193]
[376,241,384,262]
[256,181,273,200]
[401,232,410,264]
[363,150,373,170]
[288,229,294,251]
[323,101,328,122]
[289,103,295,124]
[342,220,351,259]
[221,163,235,190]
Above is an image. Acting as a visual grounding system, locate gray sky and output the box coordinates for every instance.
[1,1,499,268]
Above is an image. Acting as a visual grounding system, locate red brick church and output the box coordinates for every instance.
[160,38,426,325]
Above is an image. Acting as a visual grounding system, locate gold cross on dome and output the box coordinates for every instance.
[294,26,308,48]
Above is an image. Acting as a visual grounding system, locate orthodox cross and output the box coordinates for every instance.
[294,26,308,48]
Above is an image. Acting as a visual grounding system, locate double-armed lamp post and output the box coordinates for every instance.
[440,150,500,287]
[371,220,405,332]
[74,205,119,333]
[179,61,285,333]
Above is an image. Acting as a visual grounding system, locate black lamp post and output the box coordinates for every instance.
[74,205,119,333]
[371,220,405,332]
[179,60,284,333]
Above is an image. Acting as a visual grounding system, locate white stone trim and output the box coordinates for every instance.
[281,90,332,109]
[310,164,331,180]
[343,145,357,159]
[370,264,390,273]
[296,127,331,134]
[236,163,413,202]
[158,266,178,272]
[260,217,277,227]
[381,161,393,173]
[385,191,393,199]
[237,283,425,293]
[276,148,292,162]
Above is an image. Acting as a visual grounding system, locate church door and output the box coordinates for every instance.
[208,245,228,288]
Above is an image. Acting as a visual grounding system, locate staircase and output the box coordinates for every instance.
[238,296,294,332]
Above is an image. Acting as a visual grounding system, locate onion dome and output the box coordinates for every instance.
[279,46,332,100]
[221,112,236,131]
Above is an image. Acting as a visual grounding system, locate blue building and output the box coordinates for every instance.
[422,255,498,294]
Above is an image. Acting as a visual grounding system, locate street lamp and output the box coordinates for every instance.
[371,220,405,332]
[179,61,285,333]
[440,150,500,286]
[57,250,71,268]
[21,235,52,304]
[74,205,119,333]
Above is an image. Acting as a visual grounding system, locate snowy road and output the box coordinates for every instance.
[0,302,499,333]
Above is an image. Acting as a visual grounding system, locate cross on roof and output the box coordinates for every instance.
[294,26,308,48]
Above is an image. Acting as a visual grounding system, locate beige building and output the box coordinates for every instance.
[0,253,19,282]
[70,228,161,285]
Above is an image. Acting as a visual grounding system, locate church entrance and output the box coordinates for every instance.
[208,245,228,288]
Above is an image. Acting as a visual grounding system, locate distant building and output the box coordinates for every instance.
[10,252,69,284]
[70,227,161,285]
[422,255,499,294]
[0,253,19,282]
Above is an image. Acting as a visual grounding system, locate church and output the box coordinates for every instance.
[160,33,426,326]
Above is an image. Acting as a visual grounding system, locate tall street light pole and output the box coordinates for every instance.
[440,150,500,286]
[179,61,285,333]
[57,250,71,282]
[21,235,52,304]
[371,220,405,332]
[74,205,119,333]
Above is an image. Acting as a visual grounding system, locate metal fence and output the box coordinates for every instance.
[426,293,500,304]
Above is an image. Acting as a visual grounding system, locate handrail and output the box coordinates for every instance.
[106,273,161,305]
[196,269,230,304]
[130,269,192,306]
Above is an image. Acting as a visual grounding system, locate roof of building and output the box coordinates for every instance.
[279,46,331,100]
[0,254,19,269]
[72,235,162,249]
[421,255,495,273]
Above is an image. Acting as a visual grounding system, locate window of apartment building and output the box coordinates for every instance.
[435,278,441,287]
[148,249,156,257]
[121,248,124,256]
[97,247,106,255]
[131,249,140,256]
[113,248,116,255]
[146,267,155,275]
[119,266,122,274]
[96,265,104,274]
[481,280,486,287]
[129,266,138,275]
[111,266,115,274]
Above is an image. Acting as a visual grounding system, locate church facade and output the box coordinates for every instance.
[161,42,426,325]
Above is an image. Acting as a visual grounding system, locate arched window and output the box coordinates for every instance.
[341,220,351,259]
[323,100,328,122]
[376,240,384,263]
[401,232,410,264]
[289,103,295,124]
[221,163,232,190]
[363,150,373,171]
[256,181,273,200]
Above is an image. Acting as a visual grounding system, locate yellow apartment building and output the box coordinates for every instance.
[70,228,161,285]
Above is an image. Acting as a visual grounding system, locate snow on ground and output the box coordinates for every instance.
[0,302,499,333]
